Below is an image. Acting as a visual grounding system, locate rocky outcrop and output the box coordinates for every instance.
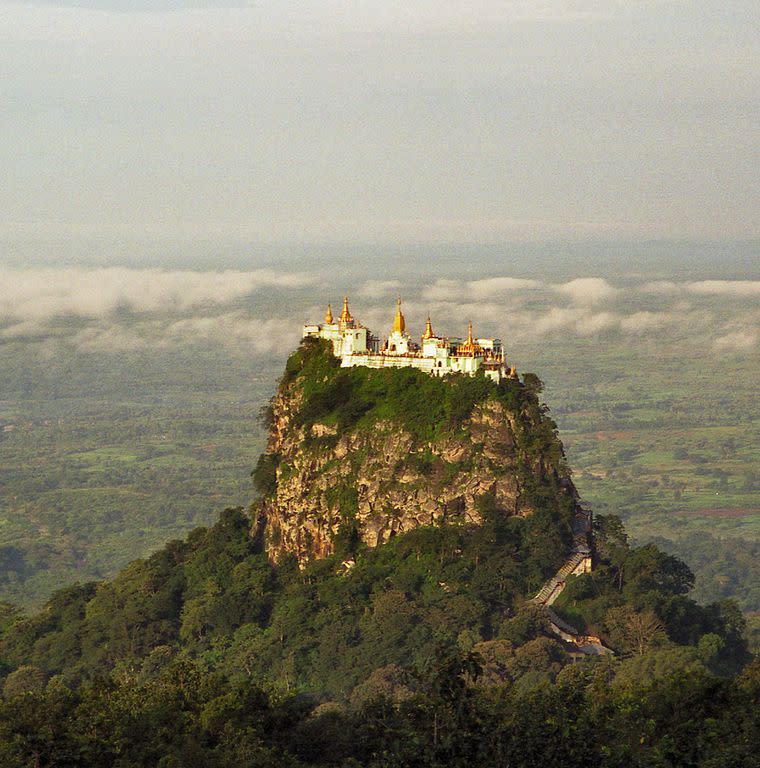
[259,346,577,566]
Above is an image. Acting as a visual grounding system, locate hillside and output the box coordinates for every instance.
[257,337,575,567]
[0,338,754,766]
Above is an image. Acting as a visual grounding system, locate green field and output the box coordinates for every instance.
[526,338,760,609]
[0,347,272,609]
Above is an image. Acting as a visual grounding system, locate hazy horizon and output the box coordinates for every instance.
[3,0,759,247]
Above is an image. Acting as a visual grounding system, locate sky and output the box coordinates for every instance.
[2,0,759,248]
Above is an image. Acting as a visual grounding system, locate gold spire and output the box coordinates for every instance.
[422,315,434,340]
[392,297,406,334]
[457,319,482,356]
[339,296,353,324]
[325,303,333,324]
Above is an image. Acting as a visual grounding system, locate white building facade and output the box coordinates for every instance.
[303,298,516,383]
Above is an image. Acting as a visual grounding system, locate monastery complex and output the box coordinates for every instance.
[303,297,517,382]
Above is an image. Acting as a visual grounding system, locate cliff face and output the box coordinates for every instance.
[258,339,576,565]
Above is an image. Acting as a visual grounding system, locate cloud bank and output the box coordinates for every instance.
[413,275,759,351]
[688,281,760,298]
[1,267,313,321]
[554,278,618,304]
[2,268,758,357]
[422,277,543,303]
[0,266,313,355]
[713,330,758,352]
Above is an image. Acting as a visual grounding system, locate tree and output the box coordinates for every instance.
[0,601,20,635]
[2,665,46,697]
[622,543,694,602]
[522,373,544,396]
[252,453,279,497]
[605,605,666,655]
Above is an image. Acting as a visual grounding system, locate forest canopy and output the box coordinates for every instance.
[0,504,754,767]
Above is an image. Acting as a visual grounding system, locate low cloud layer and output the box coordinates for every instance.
[688,281,760,298]
[2,267,758,357]
[420,276,620,305]
[1,267,313,321]
[411,275,759,352]
[713,330,758,352]
[356,280,402,299]
[0,266,313,355]
[54,314,302,355]
[642,279,760,299]
[619,311,674,334]
[554,277,618,304]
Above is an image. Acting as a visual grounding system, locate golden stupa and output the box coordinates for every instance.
[392,298,406,334]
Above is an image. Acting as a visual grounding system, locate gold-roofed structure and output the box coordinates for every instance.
[302,297,515,383]
[339,296,353,325]
[392,298,406,334]
[457,320,483,356]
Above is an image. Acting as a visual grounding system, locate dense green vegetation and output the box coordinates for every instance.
[0,505,753,767]
[1,292,758,764]
[5,649,760,768]
[278,337,567,480]
[0,504,747,694]
[648,533,760,613]
[0,504,564,690]
[287,337,500,443]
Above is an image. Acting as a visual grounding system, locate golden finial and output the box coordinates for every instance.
[392,297,406,334]
[457,319,482,356]
[422,315,434,340]
[339,296,353,324]
[325,303,333,324]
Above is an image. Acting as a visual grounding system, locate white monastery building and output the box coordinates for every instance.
[303,297,517,383]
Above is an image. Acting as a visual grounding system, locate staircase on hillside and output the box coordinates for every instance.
[530,504,612,656]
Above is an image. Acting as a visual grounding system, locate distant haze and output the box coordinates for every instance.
[2,0,759,248]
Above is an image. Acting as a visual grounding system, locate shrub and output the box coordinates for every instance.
[252,453,279,497]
